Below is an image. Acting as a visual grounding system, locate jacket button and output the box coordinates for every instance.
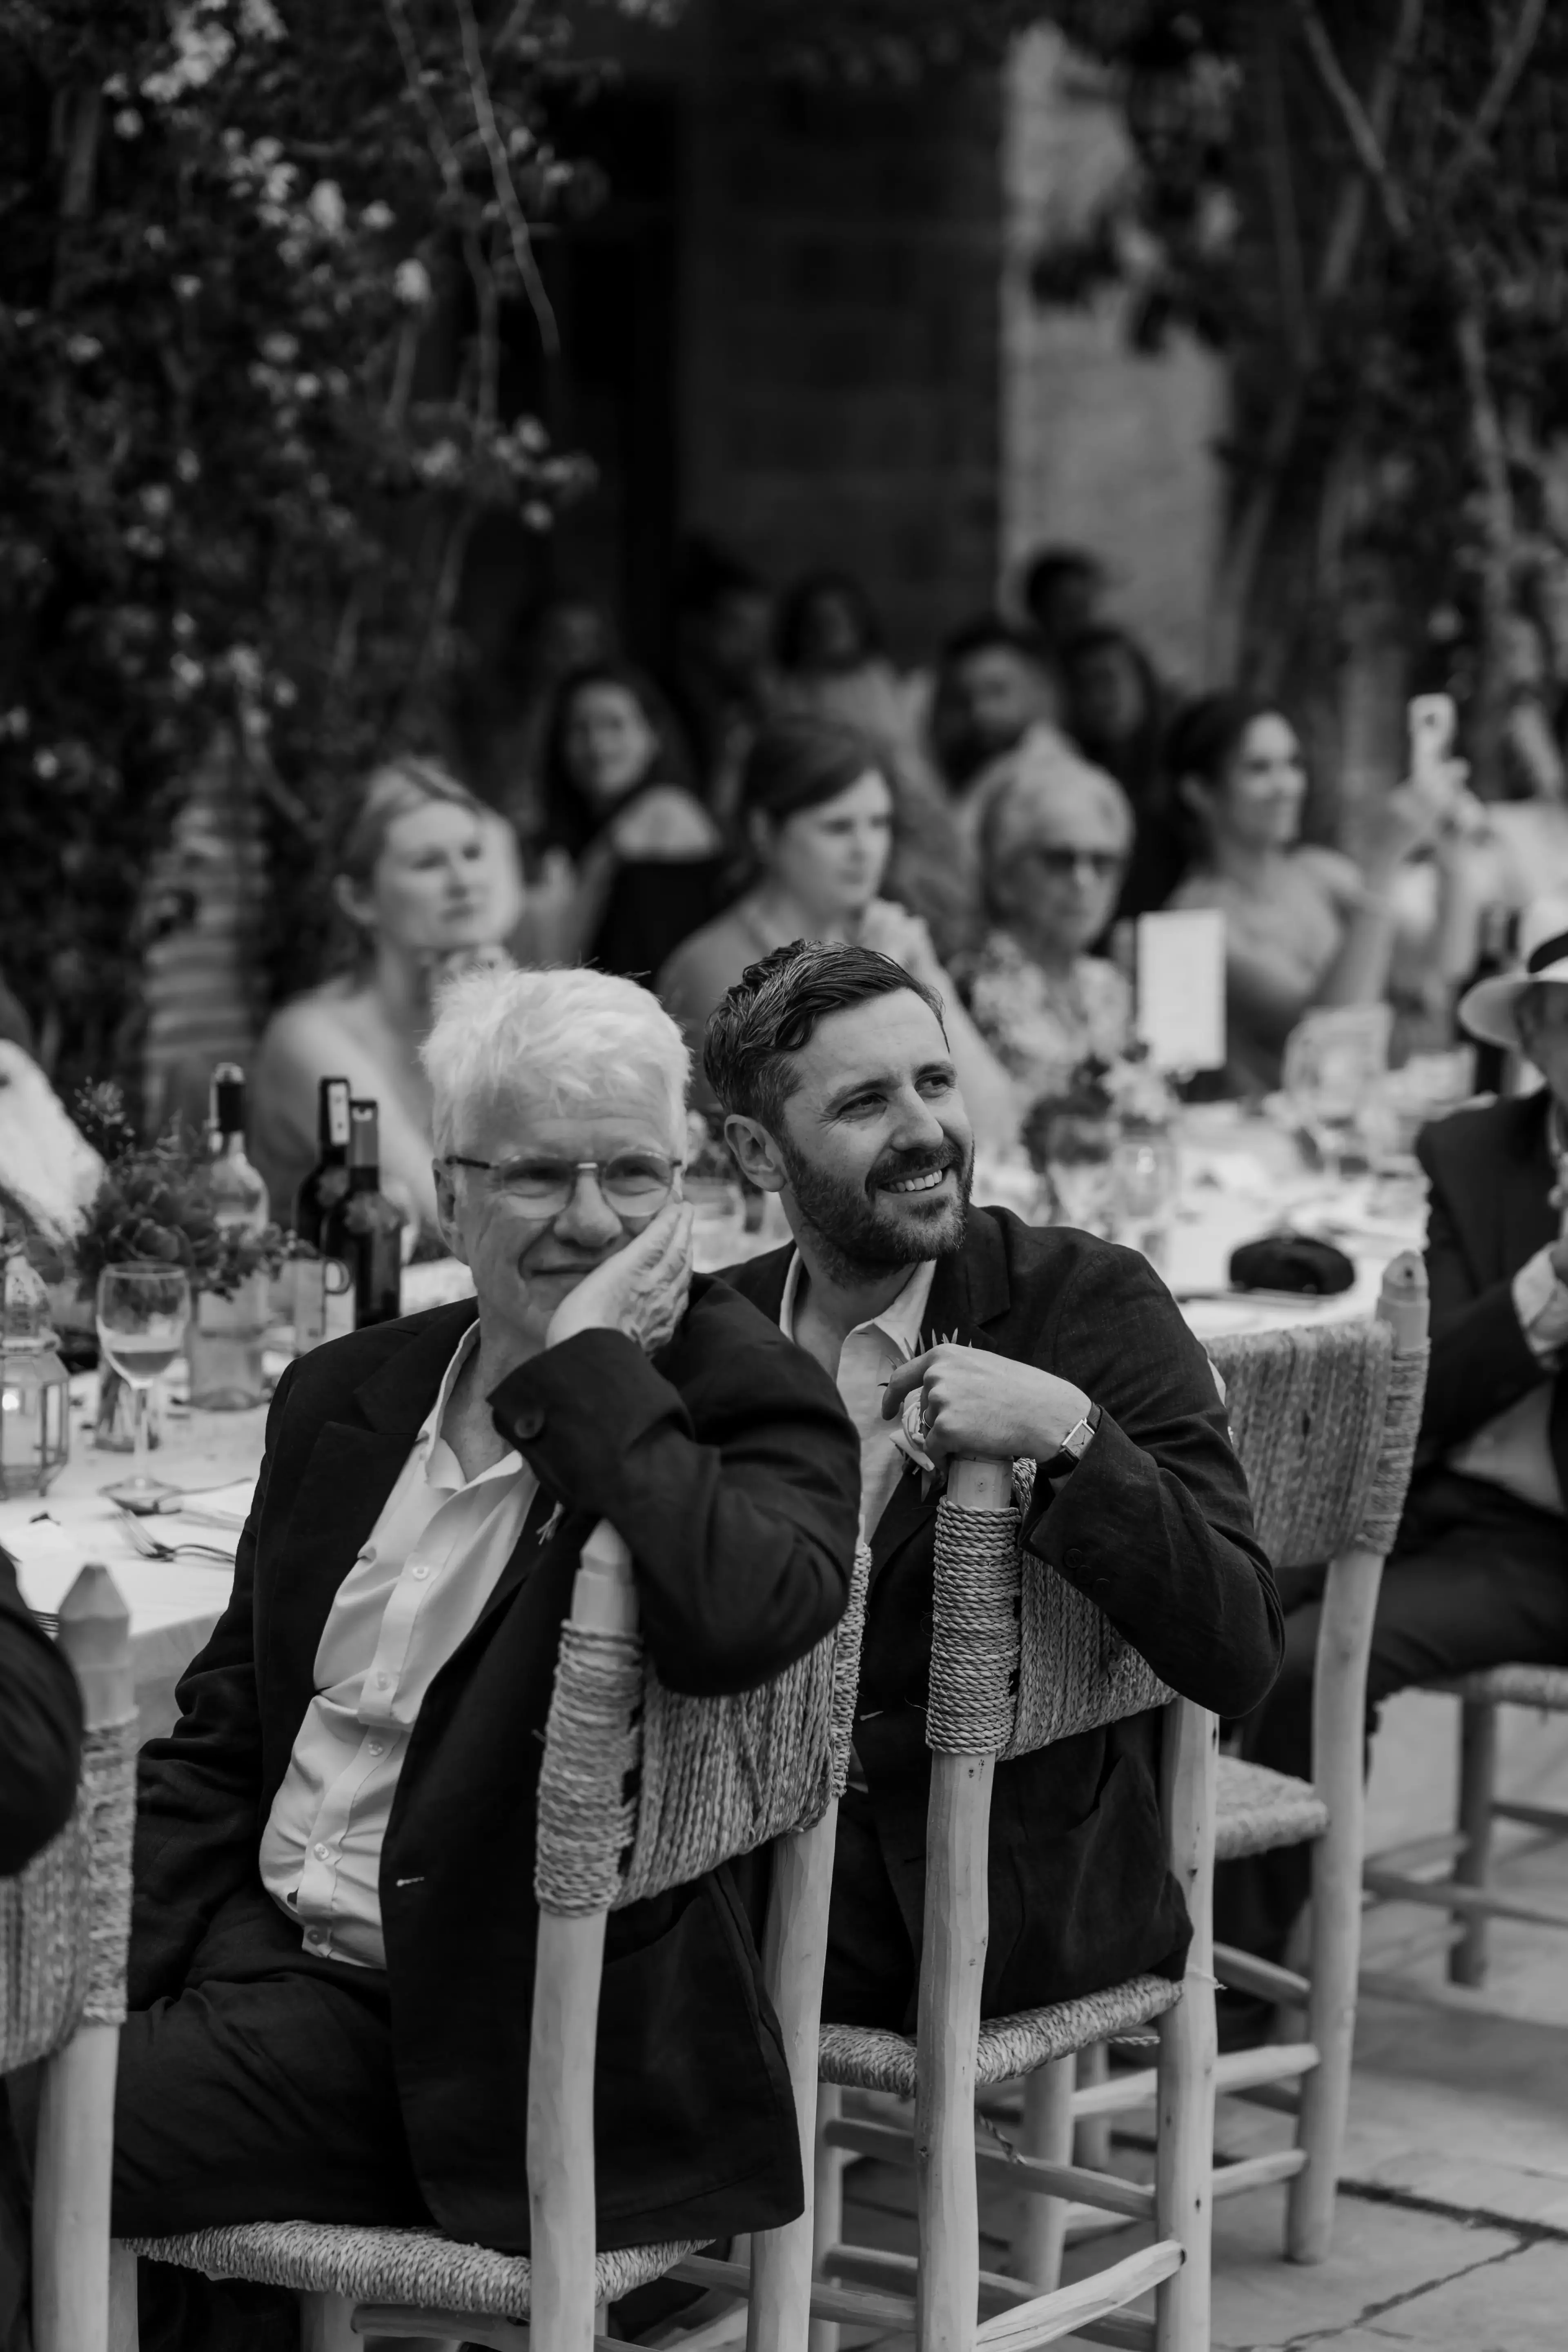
[1064,1546,1086,1572]
[511,1403,545,1441]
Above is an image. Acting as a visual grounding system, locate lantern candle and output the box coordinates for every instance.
[0,1232,71,1497]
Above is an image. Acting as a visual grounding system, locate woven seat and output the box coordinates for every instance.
[818,1974,1182,2098]
[1426,1664,1568,1710]
[121,2222,700,2319]
[1215,1757,1330,1862]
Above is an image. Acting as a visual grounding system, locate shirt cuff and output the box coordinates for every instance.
[1512,1246,1568,1364]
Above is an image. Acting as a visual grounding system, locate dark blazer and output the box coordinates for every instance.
[724,1207,1280,2024]
[1412,1091,1568,1493]
[128,1280,860,2252]
[0,1546,82,1876]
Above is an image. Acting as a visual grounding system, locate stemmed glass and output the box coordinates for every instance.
[96,1264,192,1512]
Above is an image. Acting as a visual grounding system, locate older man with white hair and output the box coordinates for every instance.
[114,966,860,2352]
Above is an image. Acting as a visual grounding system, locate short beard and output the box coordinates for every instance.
[779,1132,971,1286]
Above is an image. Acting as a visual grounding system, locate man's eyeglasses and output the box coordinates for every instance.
[1020,846,1126,881]
[445,1153,682,1219]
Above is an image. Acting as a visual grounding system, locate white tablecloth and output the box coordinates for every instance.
[7,1116,1425,1697]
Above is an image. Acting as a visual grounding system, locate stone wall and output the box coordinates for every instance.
[680,31,1004,659]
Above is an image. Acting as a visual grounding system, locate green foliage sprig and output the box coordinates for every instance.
[70,1080,286,1300]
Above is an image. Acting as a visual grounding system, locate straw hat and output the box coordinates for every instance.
[1458,894,1568,1050]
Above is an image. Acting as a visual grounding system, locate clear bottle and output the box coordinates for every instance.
[191,1063,271,1410]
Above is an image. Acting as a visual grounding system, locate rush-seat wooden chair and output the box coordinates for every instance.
[1363,1662,1568,1991]
[1,1564,137,2352]
[112,1519,871,2352]
[1192,1255,1430,2265]
[807,1451,1217,2352]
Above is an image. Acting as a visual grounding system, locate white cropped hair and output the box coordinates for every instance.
[421,965,690,1158]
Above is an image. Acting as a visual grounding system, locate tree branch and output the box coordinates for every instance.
[381,0,466,201]
[1444,0,1551,192]
[1290,0,1411,242]
[453,0,560,360]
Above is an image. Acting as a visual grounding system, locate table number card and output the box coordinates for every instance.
[1134,908,1227,1074]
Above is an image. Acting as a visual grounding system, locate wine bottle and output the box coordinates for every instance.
[294,1076,352,1249]
[317,1098,402,1333]
[194,1063,270,1409]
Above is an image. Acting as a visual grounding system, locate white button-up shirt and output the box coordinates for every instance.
[259,1325,539,1968]
[779,1252,936,1541]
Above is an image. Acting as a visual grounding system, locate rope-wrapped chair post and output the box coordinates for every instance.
[0,1564,136,2352]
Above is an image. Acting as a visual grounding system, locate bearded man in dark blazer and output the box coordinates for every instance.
[1221,897,1568,1972]
[115,966,859,2350]
[707,938,1281,2030]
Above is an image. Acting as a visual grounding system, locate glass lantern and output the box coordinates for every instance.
[0,1236,71,1497]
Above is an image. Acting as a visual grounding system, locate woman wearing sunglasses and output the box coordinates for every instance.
[957,739,1136,1110]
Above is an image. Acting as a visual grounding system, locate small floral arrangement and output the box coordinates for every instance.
[71,1082,287,1302]
[1020,1047,1174,1175]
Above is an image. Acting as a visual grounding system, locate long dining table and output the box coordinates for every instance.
[4,1107,1426,1738]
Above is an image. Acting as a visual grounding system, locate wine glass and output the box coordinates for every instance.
[1109,1132,1181,1271]
[96,1263,192,1512]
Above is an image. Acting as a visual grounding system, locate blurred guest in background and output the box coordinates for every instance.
[529,662,723,980]
[1058,623,1184,919]
[958,743,1135,1111]
[670,537,778,822]
[1219,895,1568,2009]
[929,615,1063,795]
[1166,695,1444,1096]
[658,714,1015,1143]
[253,757,520,1238]
[1017,544,1107,666]
[491,593,617,851]
[775,568,977,967]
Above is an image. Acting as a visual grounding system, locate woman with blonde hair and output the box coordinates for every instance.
[251,755,521,1236]
[957,740,1136,1110]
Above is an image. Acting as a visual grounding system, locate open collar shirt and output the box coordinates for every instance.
[259,1323,538,1969]
[778,1250,936,1544]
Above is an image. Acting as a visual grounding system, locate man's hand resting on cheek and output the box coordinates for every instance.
[882,1345,1091,1468]
[546,1201,695,1356]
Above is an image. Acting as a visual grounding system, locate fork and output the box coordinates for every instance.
[115,1512,234,1564]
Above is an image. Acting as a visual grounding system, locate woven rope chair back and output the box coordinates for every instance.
[1207,1318,1423,1572]
[535,1536,872,1918]
[926,1459,1172,1762]
[0,1584,136,2072]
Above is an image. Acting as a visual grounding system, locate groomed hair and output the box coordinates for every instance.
[1163,691,1284,794]
[703,938,943,1131]
[739,712,889,833]
[422,964,690,1160]
[335,755,501,971]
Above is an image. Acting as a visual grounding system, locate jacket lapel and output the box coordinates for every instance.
[1497,1093,1557,1276]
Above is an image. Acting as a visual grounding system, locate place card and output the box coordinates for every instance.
[1135,908,1227,1074]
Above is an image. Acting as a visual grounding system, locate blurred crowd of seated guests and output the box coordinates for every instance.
[236,535,1568,1244]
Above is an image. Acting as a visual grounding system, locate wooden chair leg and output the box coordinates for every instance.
[1154,1702,1216,2352]
[1073,2042,1111,2172]
[32,2020,120,2352]
[1449,1699,1499,1987]
[301,2291,360,2350]
[1009,2058,1074,2292]
[107,2245,139,2352]
[751,1811,835,2352]
[809,2084,844,2352]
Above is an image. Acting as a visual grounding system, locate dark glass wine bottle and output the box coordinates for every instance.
[194,1062,270,1408]
[318,1098,402,1332]
[294,1076,352,1250]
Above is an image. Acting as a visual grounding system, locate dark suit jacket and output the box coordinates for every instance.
[1413,1089,1568,1501]
[724,1208,1281,2024]
[0,1546,82,1876]
[128,1280,860,2252]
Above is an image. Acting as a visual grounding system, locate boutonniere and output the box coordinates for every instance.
[537,1500,566,1546]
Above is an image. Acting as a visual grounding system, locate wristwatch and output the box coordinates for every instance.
[1039,1402,1101,1481]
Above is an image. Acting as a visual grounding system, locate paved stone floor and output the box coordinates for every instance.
[832,1688,1568,2350]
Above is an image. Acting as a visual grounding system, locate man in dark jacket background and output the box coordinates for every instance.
[116,966,859,2350]
[1220,898,1568,1971]
[707,939,1280,2029]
